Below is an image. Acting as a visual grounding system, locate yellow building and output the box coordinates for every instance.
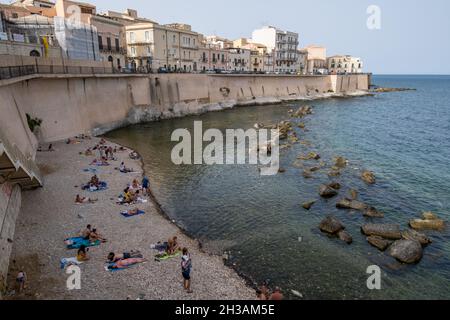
[125,22,200,72]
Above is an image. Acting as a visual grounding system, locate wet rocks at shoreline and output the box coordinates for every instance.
[319,184,339,199]
[361,224,402,240]
[389,240,423,264]
[319,216,352,245]
[409,212,446,231]
[361,170,376,185]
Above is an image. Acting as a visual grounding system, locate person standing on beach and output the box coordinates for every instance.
[16,271,27,293]
[142,176,150,195]
[181,248,193,293]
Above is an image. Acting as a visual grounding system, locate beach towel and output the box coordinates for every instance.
[90,161,110,167]
[104,261,144,272]
[83,168,99,174]
[150,242,168,252]
[65,237,101,250]
[81,181,108,192]
[155,250,181,262]
[60,257,83,269]
[120,210,145,218]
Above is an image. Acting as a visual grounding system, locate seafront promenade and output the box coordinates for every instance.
[5,137,254,300]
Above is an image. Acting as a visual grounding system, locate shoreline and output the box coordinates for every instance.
[5,137,255,300]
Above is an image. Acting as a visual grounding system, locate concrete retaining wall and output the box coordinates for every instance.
[0,182,21,296]
[1,73,370,142]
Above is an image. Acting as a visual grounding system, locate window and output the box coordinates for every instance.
[115,38,119,52]
[131,47,136,56]
[107,37,111,51]
[173,35,176,43]
[130,32,135,43]
[145,31,150,42]
[98,35,103,50]
[147,46,151,55]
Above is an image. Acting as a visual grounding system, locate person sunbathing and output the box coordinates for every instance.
[77,245,89,262]
[167,236,180,255]
[107,251,143,263]
[89,229,107,243]
[75,195,98,204]
[81,225,92,239]
[119,162,133,173]
[110,258,147,269]
[130,179,141,191]
[124,208,141,216]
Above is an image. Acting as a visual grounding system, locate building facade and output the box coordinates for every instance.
[198,43,228,72]
[227,48,250,72]
[298,45,327,75]
[125,22,200,72]
[327,55,363,74]
[252,26,299,73]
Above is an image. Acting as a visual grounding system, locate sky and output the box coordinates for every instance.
[4,0,450,74]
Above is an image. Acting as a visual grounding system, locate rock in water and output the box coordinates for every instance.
[328,182,341,190]
[336,198,367,211]
[363,207,385,218]
[334,156,347,169]
[409,218,445,231]
[349,189,358,200]
[319,216,345,234]
[422,211,438,220]
[361,170,376,184]
[389,240,423,264]
[402,229,432,246]
[361,224,402,240]
[338,230,353,244]
[319,185,338,199]
[367,236,393,251]
[302,201,316,210]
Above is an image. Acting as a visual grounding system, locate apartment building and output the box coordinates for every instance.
[126,22,200,72]
[298,45,327,75]
[198,42,228,72]
[327,55,363,74]
[252,26,299,73]
[232,38,269,72]
[205,35,233,50]
[227,48,250,72]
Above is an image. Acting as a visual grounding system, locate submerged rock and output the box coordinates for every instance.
[363,206,385,218]
[302,200,317,210]
[367,236,393,251]
[361,170,376,185]
[402,229,432,246]
[338,230,353,244]
[334,156,348,169]
[303,170,313,179]
[361,224,402,240]
[336,198,367,211]
[389,240,423,264]
[319,185,338,199]
[409,212,445,231]
[349,189,359,200]
[319,216,345,234]
[328,182,341,190]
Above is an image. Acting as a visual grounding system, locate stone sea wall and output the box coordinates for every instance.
[0,73,369,142]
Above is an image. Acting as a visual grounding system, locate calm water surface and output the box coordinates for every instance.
[106,75,450,299]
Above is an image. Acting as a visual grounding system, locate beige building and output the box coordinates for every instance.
[205,35,233,50]
[198,42,228,72]
[233,38,269,72]
[227,47,251,72]
[327,55,363,74]
[125,22,200,72]
[298,45,327,75]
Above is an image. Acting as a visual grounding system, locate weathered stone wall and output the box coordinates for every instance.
[0,73,370,143]
[0,183,21,297]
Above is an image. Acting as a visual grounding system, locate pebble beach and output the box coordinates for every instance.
[6,137,255,300]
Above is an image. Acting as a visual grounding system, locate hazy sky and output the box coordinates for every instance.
[5,0,450,74]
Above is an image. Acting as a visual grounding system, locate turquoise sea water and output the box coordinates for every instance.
[106,75,450,299]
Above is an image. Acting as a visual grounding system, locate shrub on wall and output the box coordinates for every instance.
[26,114,42,133]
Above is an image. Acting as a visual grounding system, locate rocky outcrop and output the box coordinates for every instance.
[291,105,313,118]
[338,230,353,244]
[363,206,385,218]
[299,152,321,161]
[349,189,358,200]
[367,236,393,251]
[334,156,347,169]
[361,224,402,240]
[361,170,376,185]
[409,212,445,231]
[389,240,423,264]
[336,198,367,211]
[319,185,338,199]
[302,200,316,210]
[319,216,344,234]
[402,229,432,246]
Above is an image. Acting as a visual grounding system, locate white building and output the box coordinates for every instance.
[298,45,327,75]
[252,26,299,73]
[327,55,363,74]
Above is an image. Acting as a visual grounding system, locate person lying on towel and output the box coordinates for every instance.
[107,251,143,263]
[108,258,147,270]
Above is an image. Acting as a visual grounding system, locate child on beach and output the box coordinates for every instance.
[181,248,193,293]
[16,271,27,293]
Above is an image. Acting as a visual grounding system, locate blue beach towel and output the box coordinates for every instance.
[65,237,101,250]
[120,210,145,218]
[81,181,108,192]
